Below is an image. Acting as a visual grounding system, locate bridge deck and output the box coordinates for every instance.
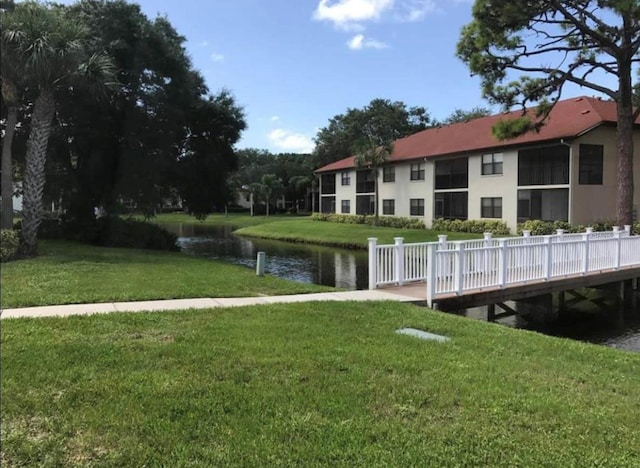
[380,265,640,309]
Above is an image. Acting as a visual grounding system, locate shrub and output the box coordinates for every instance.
[311,213,425,229]
[431,218,510,236]
[516,220,621,235]
[1,229,20,262]
[92,217,180,251]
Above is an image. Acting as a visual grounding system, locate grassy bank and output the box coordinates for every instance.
[235,219,482,249]
[150,213,482,249]
[151,212,304,228]
[0,241,331,309]
[2,302,639,466]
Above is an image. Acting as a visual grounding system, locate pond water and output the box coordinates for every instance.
[162,222,640,352]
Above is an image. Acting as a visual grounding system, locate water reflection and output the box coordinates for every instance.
[161,223,369,289]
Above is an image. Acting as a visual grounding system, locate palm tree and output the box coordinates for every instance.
[259,174,282,217]
[354,138,393,226]
[2,2,115,255]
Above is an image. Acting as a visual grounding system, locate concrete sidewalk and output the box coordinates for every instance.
[0,289,423,319]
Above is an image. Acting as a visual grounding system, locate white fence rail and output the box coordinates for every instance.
[368,226,639,304]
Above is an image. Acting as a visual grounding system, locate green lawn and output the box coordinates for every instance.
[150,212,305,228]
[235,219,482,249]
[150,213,482,249]
[0,241,332,309]
[2,302,639,466]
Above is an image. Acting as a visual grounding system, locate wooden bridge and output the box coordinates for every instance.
[368,227,640,310]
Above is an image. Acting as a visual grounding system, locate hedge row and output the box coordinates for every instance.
[311,213,426,229]
[430,218,510,236]
[516,219,640,236]
[15,216,179,251]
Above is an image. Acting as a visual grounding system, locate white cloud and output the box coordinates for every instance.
[269,115,280,122]
[347,34,388,50]
[396,0,437,22]
[313,0,393,30]
[210,52,224,62]
[199,40,209,47]
[268,129,315,153]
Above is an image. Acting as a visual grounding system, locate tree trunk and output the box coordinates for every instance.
[1,106,18,230]
[615,60,635,228]
[373,167,379,226]
[21,90,56,256]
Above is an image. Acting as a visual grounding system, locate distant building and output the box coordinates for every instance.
[315,96,640,231]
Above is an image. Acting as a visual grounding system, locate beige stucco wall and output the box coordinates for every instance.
[318,124,640,229]
[570,126,640,225]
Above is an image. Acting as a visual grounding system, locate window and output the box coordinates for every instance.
[410,198,424,216]
[434,192,468,220]
[383,199,395,215]
[517,189,568,222]
[341,171,351,186]
[356,195,375,215]
[482,153,503,175]
[435,158,468,189]
[579,144,603,185]
[481,197,502,218]
[341,199,350,214]
[518,145,569,186]
[383,166,395,183]
[356,170,375,193]
[410,163,425,181]
[321,196,336,214]
[321,173,336,194]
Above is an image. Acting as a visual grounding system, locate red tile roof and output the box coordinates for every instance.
[315,96,639,173]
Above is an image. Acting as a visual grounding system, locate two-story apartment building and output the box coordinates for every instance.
[315,96,640,232]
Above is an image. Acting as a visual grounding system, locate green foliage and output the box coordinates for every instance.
[442,106,492,124]
[0,229,20,262]
[313,98,432,168]
[492,116,534,140]
[311,213,425,229]
[431,218,510,235]
[515,219,634,236]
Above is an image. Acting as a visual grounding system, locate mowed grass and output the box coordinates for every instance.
[236,218,482,249]
[0,241,332,309]
[150,212,482,248]
[2,302,639,467]
[151,212,305,228]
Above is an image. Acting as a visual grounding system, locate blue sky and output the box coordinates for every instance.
[122,0,488,153]
[69,0,613,153]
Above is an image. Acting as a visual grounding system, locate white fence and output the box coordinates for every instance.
[368,226,640,304]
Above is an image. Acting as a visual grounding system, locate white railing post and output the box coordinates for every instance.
[394,237,404,286]
[426,243,437,307]
[438,234,448,247]
[624,225,631,237]
[544,235,553,280]
[614,229,621,269]
[582,229,591,275]
[498,239,508,288]
[522,230,531,241]
[368,238,378,290]
[454,243,465,295]
[483,232,492,274]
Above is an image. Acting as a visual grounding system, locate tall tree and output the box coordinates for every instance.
[313,99,431,168]
[352,114,395,225]
[2,1,115,255]
[44,1,245,223]
[258,173,283,217]
[443,106,492,125]
[457,0,640,227]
